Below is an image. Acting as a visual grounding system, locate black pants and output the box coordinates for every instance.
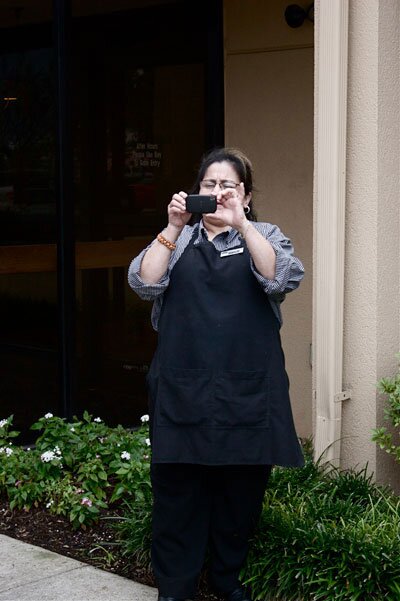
[151,463,272,599]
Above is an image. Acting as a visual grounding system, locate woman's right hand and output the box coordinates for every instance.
[140,191,189,284]
[168,191,191,230]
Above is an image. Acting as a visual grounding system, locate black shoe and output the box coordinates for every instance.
[225,587,253,601]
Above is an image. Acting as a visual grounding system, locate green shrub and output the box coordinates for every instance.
[114,445,400,600]
[2,412,400,599]
[372,358,400,463]
[0,411,150,528]
[111,499,152,570]
[243,457,400,601]
[0,415,19,447]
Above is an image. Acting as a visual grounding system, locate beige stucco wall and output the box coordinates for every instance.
[224,0,314,438]
[224,0,400,488]
[341,0,400,490]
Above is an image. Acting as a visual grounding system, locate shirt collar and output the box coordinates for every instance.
[196,220,239,244]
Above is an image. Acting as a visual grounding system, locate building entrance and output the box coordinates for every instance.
[0,1,223,440]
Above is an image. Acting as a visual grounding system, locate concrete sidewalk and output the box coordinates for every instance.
[0,534,158,600]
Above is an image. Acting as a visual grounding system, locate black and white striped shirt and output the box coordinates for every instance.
[128,221,304,330]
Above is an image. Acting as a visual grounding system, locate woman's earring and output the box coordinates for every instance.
[244,205,250,214]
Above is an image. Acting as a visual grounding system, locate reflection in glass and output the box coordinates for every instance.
[73,54,205,428]
[0,5,209,438]
[0,46,58,441]
[0,48,56,245]
[0,272,58,441]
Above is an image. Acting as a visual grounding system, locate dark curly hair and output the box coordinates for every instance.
[189,147,257,222]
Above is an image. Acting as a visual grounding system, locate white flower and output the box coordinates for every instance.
[41,447,62,462]
[5,447,13,456]
[46,500,54,508]
[70,427,75,432]
[145,438,151,446]
[44,412,53,419]
[0,418,9,428]
[121,451,131,460]
[140,414,149,423]
[94,417,102,423]
[98,437,105,443]
[26,448,31,451]
[41,450,57,462]
[81,497,92,507]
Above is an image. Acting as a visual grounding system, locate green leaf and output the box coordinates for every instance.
[116,467,129,475]
[114,486,125,498]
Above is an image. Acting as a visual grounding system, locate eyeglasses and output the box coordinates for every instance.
[200,179,241,191]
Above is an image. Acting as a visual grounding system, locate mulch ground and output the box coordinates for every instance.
[0,497,221,601]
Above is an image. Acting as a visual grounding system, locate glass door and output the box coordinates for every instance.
[0,42,58,440]
[71,3,208,428]
[0,1,222,438]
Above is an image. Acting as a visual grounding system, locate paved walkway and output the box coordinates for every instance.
[0,534,158,601]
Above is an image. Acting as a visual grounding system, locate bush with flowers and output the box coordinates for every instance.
[2,412,400,599]
[0,411,151,529]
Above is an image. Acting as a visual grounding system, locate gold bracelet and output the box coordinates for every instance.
[157,233,176,251]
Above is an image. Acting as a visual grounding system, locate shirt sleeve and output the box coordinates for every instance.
[127,224,195,302]
[127,240,172,301]
[249,222,305,295]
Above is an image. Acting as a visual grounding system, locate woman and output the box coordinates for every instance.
[128,148,304,601]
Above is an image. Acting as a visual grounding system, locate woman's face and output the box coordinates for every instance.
[199,161,248,228]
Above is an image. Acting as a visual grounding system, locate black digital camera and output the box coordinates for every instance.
[185,194,217,214]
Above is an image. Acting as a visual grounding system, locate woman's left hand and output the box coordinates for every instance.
[214,182,248,230]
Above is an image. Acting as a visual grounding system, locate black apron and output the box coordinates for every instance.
[146,232,304,467]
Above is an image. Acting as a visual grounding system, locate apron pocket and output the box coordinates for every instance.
[214,370,270,428]
[156,367,212,426]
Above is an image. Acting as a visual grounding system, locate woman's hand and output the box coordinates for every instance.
[214,183,248,232]
[168,191,191,231]
[139,191,190,284]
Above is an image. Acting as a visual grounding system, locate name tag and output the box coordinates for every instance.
[220,247,244,258]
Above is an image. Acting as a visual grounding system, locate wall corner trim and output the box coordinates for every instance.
[313,0,349,467]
